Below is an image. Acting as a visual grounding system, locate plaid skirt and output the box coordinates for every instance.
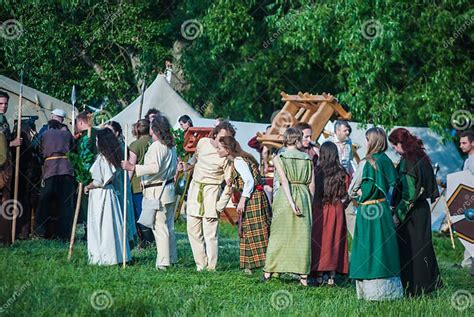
[240,189,272,269]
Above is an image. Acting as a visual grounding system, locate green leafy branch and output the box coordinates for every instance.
[67,135,95,185]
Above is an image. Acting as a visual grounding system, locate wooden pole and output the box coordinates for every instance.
[122,124,128,268]
[442,197,456,249]
[68,127,91,261]
[12,76,24,243]
[68,183,83,261]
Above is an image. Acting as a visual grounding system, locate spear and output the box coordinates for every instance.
[12,71,23,243]
[71,85,76,133]
[30,94,40,234]
[138,81,146,121]
[122,124,128,268]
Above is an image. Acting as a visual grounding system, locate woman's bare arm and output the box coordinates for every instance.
[274,157,300,215]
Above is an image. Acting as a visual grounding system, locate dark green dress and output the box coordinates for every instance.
[393,157,442,296]
[350,152,401,279]
[264,149,313,275]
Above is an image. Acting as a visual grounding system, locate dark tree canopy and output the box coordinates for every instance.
[1,0,472,137]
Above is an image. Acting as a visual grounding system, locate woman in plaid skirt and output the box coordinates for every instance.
[216,136,272,274]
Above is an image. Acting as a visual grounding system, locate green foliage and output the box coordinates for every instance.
[67,135,94,185]
[0,0,176,110]
[179,0,473,137]
[172,128,185,159]
[1,0,472,139]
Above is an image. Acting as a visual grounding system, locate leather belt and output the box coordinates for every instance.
[143,179,173,189]
[45,155,67,161]
[360,198,386,205]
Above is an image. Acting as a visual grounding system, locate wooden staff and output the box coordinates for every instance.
[68,127,91,261]
[122,124,128,268]
[30,94,41,234]
[12,74,24,243]
[442,196,456,249]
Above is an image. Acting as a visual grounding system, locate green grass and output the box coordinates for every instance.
[0,221,473,316]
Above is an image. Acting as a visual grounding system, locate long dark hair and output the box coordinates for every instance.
[219,136,258,167]
[178,115,193,127]
[389,128,430,163]
[151,114,175,148]
[96,128,123,168]
[316,142,348,205]
[105,120,122,137]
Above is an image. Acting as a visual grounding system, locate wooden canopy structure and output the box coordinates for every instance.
[257,92,351,149]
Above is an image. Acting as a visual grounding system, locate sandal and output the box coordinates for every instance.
[327,278,335,287]
[299,276,308,287]
[261,272,272,283]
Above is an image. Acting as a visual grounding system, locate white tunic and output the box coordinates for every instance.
[87,155,131,265]
[464,154,474,174]
[233,157,254,198]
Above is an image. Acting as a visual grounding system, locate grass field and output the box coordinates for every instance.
[0,221,472,316]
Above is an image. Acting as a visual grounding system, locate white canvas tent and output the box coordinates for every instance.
[112,74,269,158]
[110,74,201,140]
[0,75,75,129]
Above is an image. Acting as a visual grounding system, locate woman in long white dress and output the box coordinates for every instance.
[84,128,131,266]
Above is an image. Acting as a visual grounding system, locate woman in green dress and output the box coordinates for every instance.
[389,128,442,296]
[262,128,315,286]
[348,127,403,300]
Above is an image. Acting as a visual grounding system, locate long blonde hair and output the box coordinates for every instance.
[365,127,388,169]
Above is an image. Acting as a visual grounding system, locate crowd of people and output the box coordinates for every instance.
[0,89,473,300]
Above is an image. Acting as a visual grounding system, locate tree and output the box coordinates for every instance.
[178,0,472,136]
[1,0,176,113]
